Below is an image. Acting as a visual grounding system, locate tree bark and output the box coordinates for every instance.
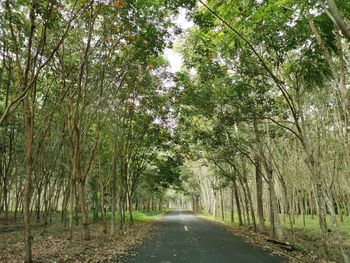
[220,187,224,221]
[78,180,90,240]
[243,176,257,231]
[233,178,243,226]
[111,145,117,236]
[266,167,284,241]
[231,184,234,223]
[23,96,34,263]
[324,0,350,41]
[253,119,265,231]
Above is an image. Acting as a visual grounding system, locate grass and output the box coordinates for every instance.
[200,210,350,236]
[128,210,164,222]
[279,214,350,236]
[88,210,165,224]
[101,210,164,223]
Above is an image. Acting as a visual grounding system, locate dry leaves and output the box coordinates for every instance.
[0,221,158,263]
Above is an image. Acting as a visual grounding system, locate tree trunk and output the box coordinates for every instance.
[220,188,224,221]
[2,176,9,221]
[78,181,90,240]
[119,196,124,231]
[69,178,75,241]
[233,178,243,226]
[100,180,107,234]
[36,187,41,222]
[231,184,234,223]
[128,191,134,224]
[253,118,265,231]
[255,158,265,230]
[325,0,350,41]
[299,193,306,230]
[266,167,284,241]
[243,177,257,231]
[111,145,117,236]
[315,183,330,258]
[23,96,34,263]
[239,178,250,225]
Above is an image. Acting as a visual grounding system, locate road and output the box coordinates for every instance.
[123,209,285,263]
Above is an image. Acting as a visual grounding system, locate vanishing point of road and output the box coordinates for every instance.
[122,209,285,263]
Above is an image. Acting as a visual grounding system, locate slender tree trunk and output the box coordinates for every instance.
[253,118,265,231]
[23,96,34,263]
[325,0,350,41]
[243,177,257,231]
[233,178,243,226]
[111,145,117,236]
[315,182,330,258]
[119,196,124,231]
[231,184,234,223]
[213,190,217,218]
[69,178,75,241]
[44,182,50,227]
[97,156,107,234]
[128,191,134,224]
[266,167,284,241]
[78,180,90,240]
[36,187,41,222]
[239,178,250,225]
[62,183,70,227]
[220,188,224,221]
[3,176,8,220]
[14,181,20,221]
[299,193,306,230]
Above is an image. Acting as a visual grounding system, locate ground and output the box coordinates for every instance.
[1,209,347,262]
[0,211,160,262]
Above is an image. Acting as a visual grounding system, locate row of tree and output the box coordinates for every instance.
[174,0,350,262]
[0,0,191,262]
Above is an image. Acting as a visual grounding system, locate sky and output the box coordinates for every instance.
[164,8,194,73]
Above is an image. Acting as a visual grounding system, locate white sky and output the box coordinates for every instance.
[164,8,194,73]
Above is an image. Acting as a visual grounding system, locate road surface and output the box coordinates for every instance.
[123,209,285,263]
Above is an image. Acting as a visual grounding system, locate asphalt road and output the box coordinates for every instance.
[124,209,285,263]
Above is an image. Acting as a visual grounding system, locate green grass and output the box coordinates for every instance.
[131,210,164,222]
[197,211,240,227]
[200,210,350,236]
[102,210,164,224]
[279,214,350,236]
[198,210,256,228]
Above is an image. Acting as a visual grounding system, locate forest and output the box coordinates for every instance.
[0,0,350,262]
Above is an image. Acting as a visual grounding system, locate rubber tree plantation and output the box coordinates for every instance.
[0,0,349,262]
